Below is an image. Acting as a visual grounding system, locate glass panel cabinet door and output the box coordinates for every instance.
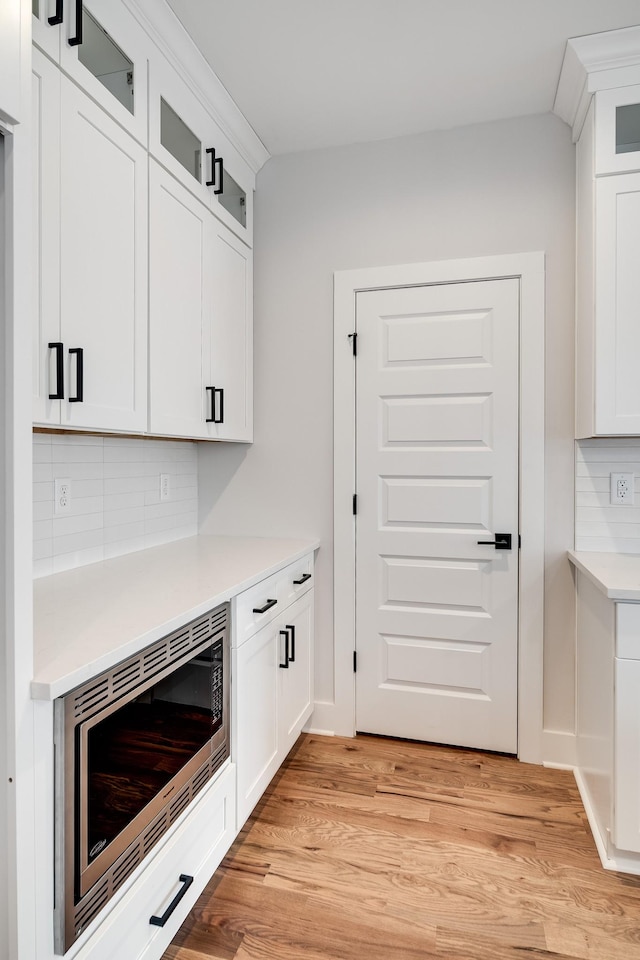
[32,0,63,60]
[596,84,640,175]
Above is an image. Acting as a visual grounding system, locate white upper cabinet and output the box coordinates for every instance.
[0,0,23,124]
[149,54,254,247]
[33,48,148,433]
[32,0,149,145]
[595,84,640,176]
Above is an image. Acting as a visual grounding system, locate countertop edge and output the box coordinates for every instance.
[32,536,320,701]
[568,549,640,601]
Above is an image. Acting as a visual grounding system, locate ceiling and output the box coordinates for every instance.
[166,0,640,156]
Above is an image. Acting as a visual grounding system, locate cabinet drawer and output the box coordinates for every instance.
[78,763,236,960]
[278,554,314,609]
[616,602,640,659]
[234,570,282,646]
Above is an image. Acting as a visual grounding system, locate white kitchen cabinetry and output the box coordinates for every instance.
[574,565,640,872]
[594,84,640,175]
[234,556,315,827]
[149,160,252,441]
[149,52,254,246]
[33,50,148,433]
[32,0,149,146]
[0,0,23,124]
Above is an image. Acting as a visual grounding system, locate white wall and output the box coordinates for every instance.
[198,112,577,752]
[576,439,640,551]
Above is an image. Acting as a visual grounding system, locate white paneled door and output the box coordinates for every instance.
[355,279,519,753]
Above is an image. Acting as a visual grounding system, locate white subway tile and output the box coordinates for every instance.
[33,482,54,503]
[52,528,103,556]
[53,545,104,574]
[33,442,52,463]
[32,432,52,445]
[104,476,148,496]
[33,558,54,579]
[103,461,147,479]
[33,462,53,483]
[33,539,53,560]
[52,442,103,463]
[103,521,145,544]
[104,537,147,560]
[52,462,103,481]
[34,500,54,522]
[103,506,145,527]
[33,520,53,541]
[52,513,102,538]
[103,492,145,512]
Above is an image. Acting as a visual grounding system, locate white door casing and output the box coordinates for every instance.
[329,254,545,763]
[355,280,519,753]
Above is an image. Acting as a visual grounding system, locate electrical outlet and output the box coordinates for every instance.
[160,474,170,502]
[54,478,72,515]
[610,472,635,505]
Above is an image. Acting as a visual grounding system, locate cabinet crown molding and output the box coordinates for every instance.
[555,25,640,141]
[123,0,270,175]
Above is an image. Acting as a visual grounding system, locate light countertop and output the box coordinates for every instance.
[33,535,319,700]
[568,550,640,601]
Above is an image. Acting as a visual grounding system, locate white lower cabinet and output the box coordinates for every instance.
[234,557,315,827]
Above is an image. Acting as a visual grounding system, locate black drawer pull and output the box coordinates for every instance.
[68,0,83,45]
[293,572,311,585]
[48,342,64,400]
[69,347,83,402]
[286,624,296,663]
[279,629,289,669]
[252,598,277,614]
[149,874,193,927]
[48,0,63,25]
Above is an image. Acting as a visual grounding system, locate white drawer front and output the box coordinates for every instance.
[616,602,640,660]
[278,554,314,610]
[78,764,236,960]
[234,570,282,646]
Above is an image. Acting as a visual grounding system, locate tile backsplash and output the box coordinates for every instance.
[33,433,198,578]
[576,438,640,553]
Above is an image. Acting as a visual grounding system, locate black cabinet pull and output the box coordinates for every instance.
[149,874,193,927]
[252,598,277,615]
[48,342,64,400]
[205,386,224,424]
[205,149,224,195]
[477,533,512,551]
[68,347,83,402]
[293,573,311,585]
[279,630,289,669]
[68,0,83,46]
[48,0,63,25]
[286,624,296,663]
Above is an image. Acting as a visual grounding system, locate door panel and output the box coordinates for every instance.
[355,279,519,753]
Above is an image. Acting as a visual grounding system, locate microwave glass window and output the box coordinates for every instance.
[616,103,640,155]
[160,98,201,181]
[77,9,134,115]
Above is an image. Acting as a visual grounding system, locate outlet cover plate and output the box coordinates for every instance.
[610,472,634,505]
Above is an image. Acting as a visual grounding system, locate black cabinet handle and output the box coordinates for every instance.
[279,629,289,669]
[286,624,296,663]
[48,342,64,400]
[149,874,193,927]
[68,0,83,46]
[205,149,224,195]
[205,386,224,424]
[252,598,277,615]
[477,533,512,551]
[293,573,311,585]
[69,347,83,402]
[48,0,63,26]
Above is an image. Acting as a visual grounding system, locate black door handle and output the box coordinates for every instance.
[149,874,193,927]
[205,387,224,424]
[279,629,289,669]
[477,533,512,551]
[48,342,64,400]
[69,347,83,402]
[205,147,216,186]
[68,0,83,46]
[205,149,224,195]
[252,598,277,615]
[286,625,296,663]
[293,573,311,585]
[48,0,63,25]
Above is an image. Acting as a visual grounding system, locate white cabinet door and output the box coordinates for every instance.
[615,658,640,853]
[34,0,149,145]
[204,224,253,442]
[149,160,210,439]
[595,173,640,434]
[235,620,279,828]
[1,0,24,123]
[32,48,62,425]
[596,85,640,176]
[278,591,314,759]
[58,77,147,432]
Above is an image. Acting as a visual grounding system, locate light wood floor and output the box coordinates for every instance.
[164,734,640,959]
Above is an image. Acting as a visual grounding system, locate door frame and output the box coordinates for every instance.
[332,253,545,763]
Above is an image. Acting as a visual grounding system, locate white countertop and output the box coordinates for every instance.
[568,550,640,601]
[33,535,319,700]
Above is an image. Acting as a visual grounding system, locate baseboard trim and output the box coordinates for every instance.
[541,729,578,767]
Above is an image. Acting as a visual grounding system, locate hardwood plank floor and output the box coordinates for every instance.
[164,734,640,959]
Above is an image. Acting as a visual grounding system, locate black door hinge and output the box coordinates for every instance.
[353,651,357,672]
[353,494,358,515]
[518,534,521,548]
[348,332,358,356]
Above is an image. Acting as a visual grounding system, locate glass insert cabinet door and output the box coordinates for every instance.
[596,84,640,175]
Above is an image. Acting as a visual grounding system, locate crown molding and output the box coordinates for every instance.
[124,0,270,175]
[555,26,640,141]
